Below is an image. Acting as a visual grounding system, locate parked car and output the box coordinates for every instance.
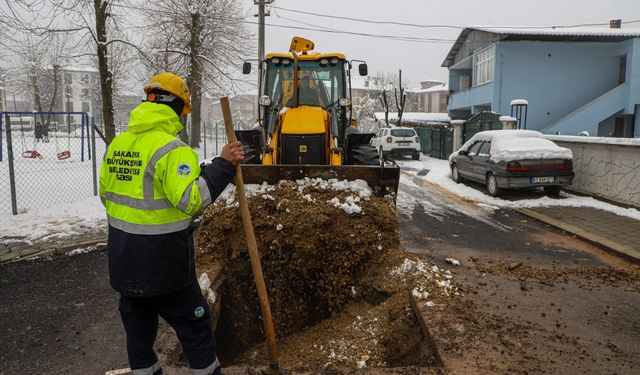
[448,130,574,197]
[371,127,421,160]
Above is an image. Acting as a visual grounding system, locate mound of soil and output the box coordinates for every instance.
[164,178,459,370]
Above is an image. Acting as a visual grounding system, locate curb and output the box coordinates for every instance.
[515,208,639,264]
[2,238,107,264]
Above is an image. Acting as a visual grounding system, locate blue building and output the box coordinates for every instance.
[443,25,640,137]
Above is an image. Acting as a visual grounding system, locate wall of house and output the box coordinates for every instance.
[635,105,640,137]
[494,40,636,134]
[449,81,493,111]
[547,135,640,207]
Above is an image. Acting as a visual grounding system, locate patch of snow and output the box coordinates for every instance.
[0,197,106,243]
[276,223,283,231]
[546,134,640,147]
[499,116,517,122]
[445,258,461,266]
[67,245,101,256]
[510,99,529,105]
[329,196,362,215]
[198,273,217,304]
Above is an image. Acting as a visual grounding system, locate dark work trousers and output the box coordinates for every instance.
[119,281,220,374]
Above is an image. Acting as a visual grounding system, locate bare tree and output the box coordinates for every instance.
[379,90,390,127]
[142,0,253,148]
[394,69,407,125]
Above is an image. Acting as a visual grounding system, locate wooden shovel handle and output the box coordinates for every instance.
[220,97,280,374]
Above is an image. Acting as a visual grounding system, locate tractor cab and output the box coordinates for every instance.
[238,37,399,198]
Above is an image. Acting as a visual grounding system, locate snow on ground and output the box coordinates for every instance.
[397,156,640,221]
[0,196,105,244]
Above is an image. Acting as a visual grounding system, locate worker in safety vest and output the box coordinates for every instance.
[99,72,243,375]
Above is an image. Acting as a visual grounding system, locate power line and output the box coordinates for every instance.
[274,5,640,30]
[273,5,463,30]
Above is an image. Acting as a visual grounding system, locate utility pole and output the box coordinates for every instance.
[255,0,274,61]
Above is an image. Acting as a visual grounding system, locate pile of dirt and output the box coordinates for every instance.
[185,178,459,370]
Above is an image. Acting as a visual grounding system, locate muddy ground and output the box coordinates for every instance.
[185,179,449,371]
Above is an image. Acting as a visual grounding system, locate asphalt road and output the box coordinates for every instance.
[397,170,640,374]
[0,248,128,375]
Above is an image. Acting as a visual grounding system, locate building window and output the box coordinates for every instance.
[474,47,494,86]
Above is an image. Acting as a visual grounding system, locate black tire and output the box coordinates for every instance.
[486,173,501,197]
[412,152,420,160]
[350,144,380,165]
[544,185,562,196]
[451,163,463,183]
[240,142,261,164]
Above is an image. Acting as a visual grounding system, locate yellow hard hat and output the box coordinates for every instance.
[144,72,192,115]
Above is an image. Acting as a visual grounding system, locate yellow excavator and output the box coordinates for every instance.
[237,37,399,196]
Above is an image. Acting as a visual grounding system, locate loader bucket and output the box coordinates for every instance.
[239,164,401,198]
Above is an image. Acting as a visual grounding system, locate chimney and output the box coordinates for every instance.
[610,19,622,29]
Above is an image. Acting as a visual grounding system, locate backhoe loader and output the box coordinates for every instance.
[237,37,399,196]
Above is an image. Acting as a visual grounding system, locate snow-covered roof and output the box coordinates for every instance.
[409,84,449,94]
[443,26,640,67]
[374,112,451,123]
[546,134,640,147]
[450,130,572,163]
[351,77,387,91]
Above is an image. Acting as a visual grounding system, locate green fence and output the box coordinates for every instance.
[415,127,454,160]
[462,111,503,143]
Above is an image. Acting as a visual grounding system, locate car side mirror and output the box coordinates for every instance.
[242,61,251,74]
[359,63,368,76]
[458,150,468,156]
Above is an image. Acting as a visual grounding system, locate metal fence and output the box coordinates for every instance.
[415,127,454,160]
[0,114,234,215]
[462,111,503,143]
[200,120,230,160]
[0,112,99,215]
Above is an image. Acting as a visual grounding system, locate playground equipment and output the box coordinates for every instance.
[0,111,92,162]
[54,122,72,160]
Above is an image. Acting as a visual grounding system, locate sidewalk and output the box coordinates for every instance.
[516,206,640,263]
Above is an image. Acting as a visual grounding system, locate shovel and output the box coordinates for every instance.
[220,96,280,375]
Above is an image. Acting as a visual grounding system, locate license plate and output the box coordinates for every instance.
[531,177,555,183]
[397,141,410,146]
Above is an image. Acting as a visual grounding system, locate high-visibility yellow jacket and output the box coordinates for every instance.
[99,102,235,296]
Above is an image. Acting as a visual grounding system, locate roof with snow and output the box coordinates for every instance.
[442,26,640,67]
[374,112,451,123]
[409,83,449,94]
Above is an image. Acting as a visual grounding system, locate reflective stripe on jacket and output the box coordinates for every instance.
[99,102,235,296]
[100,102,209,235]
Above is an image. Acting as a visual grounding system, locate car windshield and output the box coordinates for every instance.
[391,129,415,137]
[264,58,346,108]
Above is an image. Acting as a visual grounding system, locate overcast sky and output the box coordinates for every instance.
[245,0,640,88]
